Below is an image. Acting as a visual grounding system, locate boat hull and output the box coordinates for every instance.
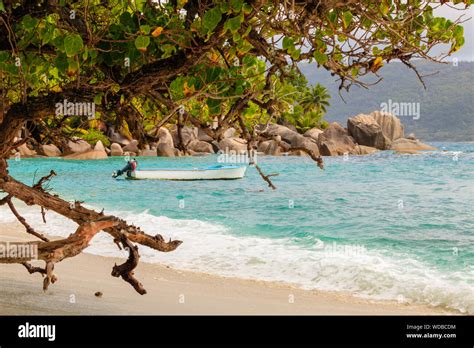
[128,166,247,180]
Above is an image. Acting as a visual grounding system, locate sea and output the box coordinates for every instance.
[1,142,473,313]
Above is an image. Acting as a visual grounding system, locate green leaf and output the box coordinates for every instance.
[140,25,151,34]
[282,37,294,50]
[230,0,243,12]
[313,51,328,65]
[93,93,103,105]
[203,7,222,33]
[342,11,353,28]
[22,15,39,30]
[291,49,301,60]
[224,13,243,33]
[64,34,84,57]
[134,35,150,50]
[206,98,221,115]
[54,54,68,74]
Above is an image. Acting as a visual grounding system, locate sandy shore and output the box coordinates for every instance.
[0,221,454,315]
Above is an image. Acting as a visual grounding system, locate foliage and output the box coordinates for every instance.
[79,128,111,147]
[0,0,471,147]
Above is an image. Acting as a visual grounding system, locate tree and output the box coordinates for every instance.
[0,0,471,294]
[300,84,331,114]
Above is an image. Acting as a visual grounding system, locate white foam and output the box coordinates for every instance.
[1,204,473,314]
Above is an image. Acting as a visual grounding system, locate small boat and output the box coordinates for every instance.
[127,165,247,181]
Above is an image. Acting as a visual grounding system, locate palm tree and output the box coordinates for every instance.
[300,83,331,114]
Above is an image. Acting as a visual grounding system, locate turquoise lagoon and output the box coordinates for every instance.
[2,142,473,313]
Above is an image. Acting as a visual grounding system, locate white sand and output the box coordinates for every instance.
[0,222,453,315]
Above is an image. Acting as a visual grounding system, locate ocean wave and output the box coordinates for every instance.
[1,204,473,314]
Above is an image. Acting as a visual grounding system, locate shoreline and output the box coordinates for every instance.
[0,222,457,315]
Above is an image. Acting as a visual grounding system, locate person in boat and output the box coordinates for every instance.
[112,159,138,178]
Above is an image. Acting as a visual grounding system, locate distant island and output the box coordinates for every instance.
[301,60,474,142]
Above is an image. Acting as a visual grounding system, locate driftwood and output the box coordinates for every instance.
[0,165,182,293]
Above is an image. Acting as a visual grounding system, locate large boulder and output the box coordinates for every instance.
[304,128,324,141]
[187,140,214,153]
[17,143,37,158]
[352,145,378,155]
[108,127,131,146]
[64,149,108,160]
[139,149,158,156]
[156,143,175,157]
[318,122,356,156]
[371,111,404,141]
[122,140,139,154]
[259,124,320,155]
[171,125,198,147]
[197,128,214,142]
[39,144,61,157]
[218,137,248,154]
[347,114,390,150]
[157,127,174,148]
[390,138,436,153]
[318,141,338,156]
[110,143,124,156]
[109,132,130,146]
[64,139,91,155]
[94,140,106,152]
[222,127,236,139]
[257,140,282,156]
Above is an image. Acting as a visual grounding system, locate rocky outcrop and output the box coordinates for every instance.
[318,141,337,156]
[94,140,106,152]
[259,124,320,155]
[197,128,214,142]
[390,138,436,153]
[39,144,61,157]
[222,127,236,139]
[123,139,139,154]
[218,137,248,154]
[64,149,108,160]
[64,139,91,155]
[318,122,356,156]
[17,144,37,158]
[304,128,323,141]
[352,145,378,155]
[108,128,130,146]
[257,140,282,156]
[156,143,175,157]
[138,149,157,156]
[347,114,390,150]
[187,140,214,153]
[157,127,174,148]
[110,143,124,156]
[371,111,404,141]
[171,125,198,147]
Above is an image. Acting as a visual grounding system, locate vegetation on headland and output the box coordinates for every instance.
[0,0,471,294]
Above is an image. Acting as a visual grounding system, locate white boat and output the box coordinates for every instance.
[128,165,247,180]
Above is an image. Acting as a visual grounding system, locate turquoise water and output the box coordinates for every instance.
[2,142,474,313]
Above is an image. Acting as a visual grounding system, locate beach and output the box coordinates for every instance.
[0,222,452,315]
